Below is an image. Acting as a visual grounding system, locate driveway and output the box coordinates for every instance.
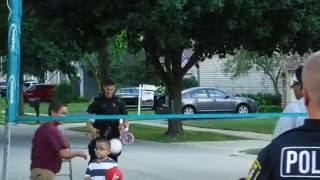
[0,123,269,180]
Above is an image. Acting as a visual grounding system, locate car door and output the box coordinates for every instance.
[189,89,212,112]
[122,88,137,107]
[207,88,233,112]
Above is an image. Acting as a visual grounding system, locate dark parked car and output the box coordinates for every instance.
[155,87,257,114]
[23,80,38,90]
[23,84,56,103]
[116,87,161,108]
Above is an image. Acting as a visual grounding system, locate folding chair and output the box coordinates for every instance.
[56,159,73,180]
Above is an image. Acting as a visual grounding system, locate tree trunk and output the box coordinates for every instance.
[270,76,280,96]
[97,44,110,92]
[39,70,46,83]
[166,77,184,137]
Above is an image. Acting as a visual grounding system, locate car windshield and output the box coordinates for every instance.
[131,88,139,94]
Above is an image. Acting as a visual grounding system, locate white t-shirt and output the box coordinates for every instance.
[273,98,307,138]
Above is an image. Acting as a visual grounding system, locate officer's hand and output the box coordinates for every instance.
[123,120,129,130]
[90,128,99,139]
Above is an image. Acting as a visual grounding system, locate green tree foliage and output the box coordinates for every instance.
[1,5,82,114]
[125,0,320,136]
[29,0,133,90]
[80,31,129,91]
[0,1,7,55]
[53,82,76,103]
[111,50,161,87]
[21,11,81,82]
[223,49,285,95]
[11,0,320,136]
[183,76,199,89]
[0,4,81,81]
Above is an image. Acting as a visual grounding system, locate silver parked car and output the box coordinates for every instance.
[155,87,257,114]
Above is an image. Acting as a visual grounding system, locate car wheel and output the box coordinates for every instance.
[237,104,250,114]
[182,106,196,114]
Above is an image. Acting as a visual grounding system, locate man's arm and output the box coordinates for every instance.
[87,121,99,139]
[59,148,87,160]
[273,103,297,138]
[118,100,129,129]
[87,120,99,139]
[87,99,99,139]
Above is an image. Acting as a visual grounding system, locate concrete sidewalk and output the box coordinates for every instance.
[58,120,272,141]
[133,120,272,141]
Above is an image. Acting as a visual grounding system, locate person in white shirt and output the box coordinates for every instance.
[273,66,307,138]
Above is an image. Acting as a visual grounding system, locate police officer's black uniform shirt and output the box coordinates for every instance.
[87,95,128,138]
[247,119,320,179]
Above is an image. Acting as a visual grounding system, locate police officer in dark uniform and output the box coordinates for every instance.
[87,78,128,162]
[246,52,320,180]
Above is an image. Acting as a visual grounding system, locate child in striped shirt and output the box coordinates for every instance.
[85,138,123,180]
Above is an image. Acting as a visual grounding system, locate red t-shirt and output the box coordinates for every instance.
[31,122,67,173]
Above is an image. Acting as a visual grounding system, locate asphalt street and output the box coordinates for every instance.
[0,123,269,180]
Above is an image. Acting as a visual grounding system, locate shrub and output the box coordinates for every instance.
[183,76,199,89]
[53,82,77,103]
[241,93,282,106]
[258,105,283,113]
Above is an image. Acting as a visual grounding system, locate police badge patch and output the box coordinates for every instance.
[281,147,320,178]
[247,160,261,180]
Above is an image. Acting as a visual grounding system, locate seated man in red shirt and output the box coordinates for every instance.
[30,101,87,180]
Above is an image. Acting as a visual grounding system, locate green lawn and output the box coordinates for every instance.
[4,101,277,135]
[0,115,4,125]
[24,102,90,114]
[183,118,277,134]
[69,123,246,143]
[24,102,155,115]
[0,98,5,124]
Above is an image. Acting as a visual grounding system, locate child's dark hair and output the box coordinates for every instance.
[95,137,111,149]
[102,78,115,87]
[48,101,66,116]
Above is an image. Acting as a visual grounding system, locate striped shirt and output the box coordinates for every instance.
[85,157,118,180]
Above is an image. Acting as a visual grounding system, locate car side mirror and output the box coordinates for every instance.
[225,95,230,99]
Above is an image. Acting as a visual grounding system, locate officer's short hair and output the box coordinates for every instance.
[102,78,115,86]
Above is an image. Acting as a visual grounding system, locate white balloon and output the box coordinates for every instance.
[110,138,122,154]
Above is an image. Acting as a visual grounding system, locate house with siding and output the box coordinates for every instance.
[186,53,305,106]
[187,55,280,95]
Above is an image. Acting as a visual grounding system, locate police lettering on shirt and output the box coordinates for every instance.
[281,147,320,178]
